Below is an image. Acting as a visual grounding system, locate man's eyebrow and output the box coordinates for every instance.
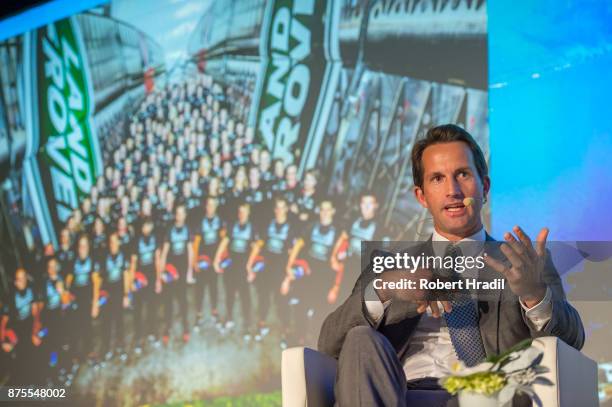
[426,171,445,179]
[454,166,473,174]
[425,167,472,179]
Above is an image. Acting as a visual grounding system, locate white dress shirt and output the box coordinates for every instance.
[364,228,553,381]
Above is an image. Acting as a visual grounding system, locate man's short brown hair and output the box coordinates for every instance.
[411,124,488,189]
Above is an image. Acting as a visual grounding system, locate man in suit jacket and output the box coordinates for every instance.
[318,124,584,406]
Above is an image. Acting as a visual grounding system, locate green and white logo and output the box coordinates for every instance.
[253,0,341,174]
[35,17,100,229]
[255,0,325,165]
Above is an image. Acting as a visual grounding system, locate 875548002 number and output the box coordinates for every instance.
[2,387,67,400]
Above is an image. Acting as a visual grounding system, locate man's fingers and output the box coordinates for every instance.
[429,301,441,318]
[416,301,428,314]
[484,254,509,275]
[513,226,537,260]
[535,227,549,258]
[415,301,450,316]
[503,232,528,261]
[500,242,523,268]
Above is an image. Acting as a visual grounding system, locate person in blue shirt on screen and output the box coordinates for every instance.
[81,197,95,234]
[160,203,194,344]
[214,202,256,340]
[294,169,320,223]
[97,233,130,359]
[247,197,297,342]
[223,164,248,222]
[270,158,286,195]
[90,216,108,267]
[1,267,42,385]
[245,166,270,220]
[258,149,275,191]
[194,197,226,325]
[282,200,341,345]
[65,234,99,362]
[160,189,177,234]
[56,228,75,280]
[280,164,300,207]
[40,257,65,372]
[132,216,162,348]
[331,191,386,304]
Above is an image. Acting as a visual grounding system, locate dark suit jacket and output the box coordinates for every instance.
[317,233,585,363]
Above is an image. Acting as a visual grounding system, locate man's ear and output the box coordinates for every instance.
[482,175,491,202]
[414,186,428,209]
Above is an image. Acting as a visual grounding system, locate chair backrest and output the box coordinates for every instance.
[533,337,598,407]
[282,347,337,407]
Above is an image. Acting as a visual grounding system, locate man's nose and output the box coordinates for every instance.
[446,177,463,197]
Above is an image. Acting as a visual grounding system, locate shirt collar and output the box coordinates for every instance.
[431,227,486,257]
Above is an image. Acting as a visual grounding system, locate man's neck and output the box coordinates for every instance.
[434,224,486,242]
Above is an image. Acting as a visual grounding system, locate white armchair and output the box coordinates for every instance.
[281,336,598,407]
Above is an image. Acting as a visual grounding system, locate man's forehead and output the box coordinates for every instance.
[422,141,475,172]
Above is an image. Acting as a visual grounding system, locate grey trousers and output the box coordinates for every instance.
[335,326,457,407]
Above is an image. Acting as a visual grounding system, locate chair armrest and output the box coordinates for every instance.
[532,336,598,407]
[281,339,598,407]
[282,347,337,407]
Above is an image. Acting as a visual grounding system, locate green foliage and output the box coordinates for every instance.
[154,391,282,407]
[441,339,547,398]
[486,338,532,366]
[441,372,506,396]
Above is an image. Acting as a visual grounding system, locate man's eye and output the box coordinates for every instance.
[458,171,470,178]
[431,175,443,183]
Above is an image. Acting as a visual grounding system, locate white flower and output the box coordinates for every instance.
[508,367,537,385]
[500,347,543,373]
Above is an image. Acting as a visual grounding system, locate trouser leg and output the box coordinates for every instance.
[163,283,175,336]
[275,280,289,326]
[73,287,93,359]
[204,271,219,314]
[335,326,407,407]
[134,271,155,342]
[255,272,272,324]
[302,261,332,343]
[236,263,252,331]
[133,289,144,343]
[150,287,163,339]
[143,285,157,338]
[44,309,62,355]
[178,280,189,334]
[224,272,238,322]
[12,319,34,385]
[104,287,124,352]
[269,263,290,333]
[43,309,63,380]
[113,291,124,349]
[101,304,111,354]
[194,269,205,318]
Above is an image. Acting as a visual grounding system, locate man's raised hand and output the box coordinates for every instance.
[484,226,548,307]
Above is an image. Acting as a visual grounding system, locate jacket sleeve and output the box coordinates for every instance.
[521,250,585,350]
